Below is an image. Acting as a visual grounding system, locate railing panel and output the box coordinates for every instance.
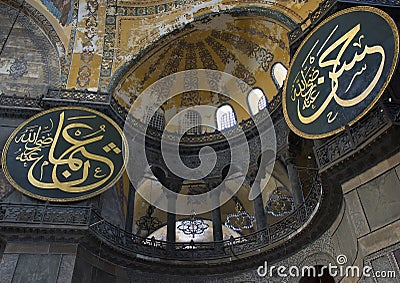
[315,103,392,170]
[0,176,322,261]
[0,203,91,225]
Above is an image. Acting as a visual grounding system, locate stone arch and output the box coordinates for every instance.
[0,0,65,97]
[106,6,299,94]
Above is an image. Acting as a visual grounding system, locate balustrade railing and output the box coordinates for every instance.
[0,203,91,226]
[314,101,394,170]
[42,88,111,106]
[0,94,41,110]
[0,175,322,261]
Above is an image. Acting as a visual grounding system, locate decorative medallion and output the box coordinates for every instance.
[1,107,127,202]
[265,187,294,217]
[225,211,255,232]
[177,214,209,238]
[7,58,28,80]
[136,206,162,234]
[283,6,399,138]
[225,197,255,231]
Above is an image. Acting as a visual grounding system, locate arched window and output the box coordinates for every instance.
[247,88,268,115]
[271,63,288,89]
[216,104,237,131]
[146,108,165,131]
[181,110,201,135]
[258,96,267,111]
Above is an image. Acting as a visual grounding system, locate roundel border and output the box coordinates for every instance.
[1,106,128,202]
[283,6,399,139]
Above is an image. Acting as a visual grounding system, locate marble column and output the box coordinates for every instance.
[124,182,135,232]
[286,158,304,207]
[166,193,177,244]
[250,178,268,230]
[209,183,223,242]
[211,205,223,242]
[165,182,181,250]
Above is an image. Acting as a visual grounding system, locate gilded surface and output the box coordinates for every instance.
[19,0,323,92]
[1,107,127,202]
[113,15,291,124]
[283,6,399,138]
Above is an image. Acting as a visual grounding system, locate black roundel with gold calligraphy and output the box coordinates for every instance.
[283,6,399,138]
[1,107,127,202]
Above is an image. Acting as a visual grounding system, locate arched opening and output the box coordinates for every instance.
[181,110,202,135]
[247,88,268,115]
[147,107,165,131]
[271,62,288,89]
[147,220,242,242]
[216,104,237,131]
[0,1,62,98]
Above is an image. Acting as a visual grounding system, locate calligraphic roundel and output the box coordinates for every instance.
[1,107,127,202]
[283,6,399,138]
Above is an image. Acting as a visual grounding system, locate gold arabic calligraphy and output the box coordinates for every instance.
[291,24,385,124]
[14,111,117,193]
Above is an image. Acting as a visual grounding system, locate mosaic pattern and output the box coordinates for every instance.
[159,40,185,78]
[0,2,62,98]
[7,58,28,80]
[205,36,256,87]
[197,42,230,104]
[2,0,67,86]
[212,29,274,71]
[99,0,117,88]
[40,0,75,26]
[230,25,289,52]
[138,46,171,92]
[182,45,200,107]
[101,2,300,92]
[116,0,198,17]
[197,41,217,70]
[111,16,291,110]
[76,0,99,88]
[64,0,79,87]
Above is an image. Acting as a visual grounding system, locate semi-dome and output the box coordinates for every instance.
[0,1,399,282]
[113,14,290,134]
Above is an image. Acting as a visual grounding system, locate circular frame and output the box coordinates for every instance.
[283,6,399,139]
[1,106,128,202]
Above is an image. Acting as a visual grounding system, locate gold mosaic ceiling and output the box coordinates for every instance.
[113,14,291,121]
[24,0,323,92]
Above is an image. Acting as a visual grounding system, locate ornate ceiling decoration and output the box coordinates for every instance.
[113,14,291,119]
[136,205,162,235]
[265,186,295,217]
